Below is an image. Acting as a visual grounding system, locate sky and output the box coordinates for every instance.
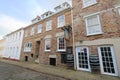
[0,0,72,39]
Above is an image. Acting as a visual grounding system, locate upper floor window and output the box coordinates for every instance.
[118,7,120,15]
[85,14,102,36]
[25,30,28,37]
[83,0,97,8]
[58,15,65,27]
[57,36,66,51]
[46,20,52,31]
[31,27,34,35]
[38,24,42,33]
[45,38,51,51]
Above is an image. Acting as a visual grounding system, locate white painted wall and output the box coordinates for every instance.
[3,28,24,60]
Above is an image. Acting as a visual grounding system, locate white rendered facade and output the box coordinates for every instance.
[3,28,24,60]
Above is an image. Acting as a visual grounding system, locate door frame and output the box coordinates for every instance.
[98,46,118,76]
[76,47,91,72]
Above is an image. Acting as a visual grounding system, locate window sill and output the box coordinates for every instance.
[44,50,51,52]
[86,32,103,36]
[57,50,66,52]
[38,32,42,34]
[46,29,52,32]
[57,25,65,28]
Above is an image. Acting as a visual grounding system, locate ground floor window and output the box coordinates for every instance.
[98,46,118,76]
[50,58,56,66]
[57,37,66,51]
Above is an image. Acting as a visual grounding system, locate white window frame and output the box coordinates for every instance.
[82,0,97,8]
[46,20,52,31]
[38,24,42,33]
[31,27,34,35]
[57,15,65,28]
[118,7,120,15]
[45,38,51,52]
[57,36,66,52]
[24,42,32,52]
[76,47,91,72]
[84,13,102,36]
[98,46,118,76]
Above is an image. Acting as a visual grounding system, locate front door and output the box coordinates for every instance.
[76,47,91,71]
[98,46,118,76]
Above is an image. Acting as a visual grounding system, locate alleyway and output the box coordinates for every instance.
[0,61,68,80]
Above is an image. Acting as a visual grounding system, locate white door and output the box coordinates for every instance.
[98,46,118,76]
[76,47,91,71]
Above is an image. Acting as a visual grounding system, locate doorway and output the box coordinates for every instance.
[25,56,28,61]
[36,41,40,58]
[76,47,91,71]
[98,46,118,76]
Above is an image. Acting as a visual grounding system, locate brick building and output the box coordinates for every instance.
[20,2,73,66]
[72,0,120,76]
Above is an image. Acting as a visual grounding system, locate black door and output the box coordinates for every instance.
[25,56,28,61]
[50,58,56,66]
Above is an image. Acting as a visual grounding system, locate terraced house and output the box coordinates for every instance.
[3,28,24,60]
[20,2,73,66]
[72,0,120,77]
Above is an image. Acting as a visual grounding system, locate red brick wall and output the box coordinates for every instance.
[73,0,120,42]
[20,8,72,66]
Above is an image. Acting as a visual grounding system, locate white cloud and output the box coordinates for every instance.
[28,0,47,18]
[0,14,29,39]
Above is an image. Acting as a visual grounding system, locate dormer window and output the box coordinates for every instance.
[54,2,70,12]
[41,11,53,19]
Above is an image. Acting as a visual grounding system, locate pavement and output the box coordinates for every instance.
[0,59,120,80]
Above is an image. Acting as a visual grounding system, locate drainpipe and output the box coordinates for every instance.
[71,6,77,70]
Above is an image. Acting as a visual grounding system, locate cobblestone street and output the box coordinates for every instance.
[0,62,68,80]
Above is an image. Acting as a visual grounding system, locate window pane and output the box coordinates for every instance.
[45,39,51,50]
[38,24,42,33]
[46,20,52,31]
[31,27,34,35]
[58,37,65,51]
[118,7,120,15]
[86,15,102,35]
[58,15,65,27]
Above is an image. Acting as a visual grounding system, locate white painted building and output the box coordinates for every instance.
[3,28,24,60]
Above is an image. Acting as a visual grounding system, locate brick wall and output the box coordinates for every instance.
[20,8,72,66]
[73,0,120,76]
